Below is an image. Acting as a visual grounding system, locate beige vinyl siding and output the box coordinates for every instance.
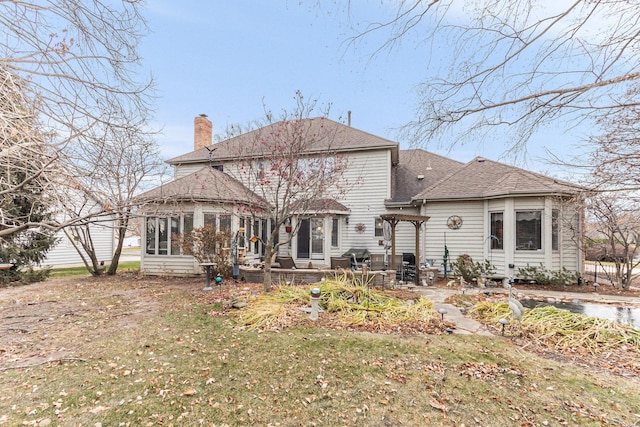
[141,256,199,276]
[424,200,485,268]
[174,163,208,179]
[337,149,391,255]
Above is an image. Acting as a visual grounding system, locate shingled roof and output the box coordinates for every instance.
[136,167,266,207]
[414,157,583,201]
[167,117,399,165]
[387,149,465,205]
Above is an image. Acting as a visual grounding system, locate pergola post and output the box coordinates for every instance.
[411,220,422,285]
[386,218,399,270]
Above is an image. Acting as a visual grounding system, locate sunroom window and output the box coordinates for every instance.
[516,211,542,251]
[146,213,193,256]
[552,209,559,251]
[490,212,503,250]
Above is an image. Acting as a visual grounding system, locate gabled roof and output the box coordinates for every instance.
[414,157,583,201]
[167,117,399,165]
[291,198,350,214]
[388,149,465,205]
[136,167,266,207]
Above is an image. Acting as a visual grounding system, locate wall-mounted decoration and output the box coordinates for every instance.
[447,215,463,230]
[355,223,366,233]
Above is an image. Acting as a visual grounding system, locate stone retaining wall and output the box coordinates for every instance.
[238,266,396,288]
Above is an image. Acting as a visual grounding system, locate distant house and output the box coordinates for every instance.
[42,224,114,268]
[137,115,584,280]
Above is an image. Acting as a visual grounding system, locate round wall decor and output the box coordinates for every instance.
[447,215,463,230]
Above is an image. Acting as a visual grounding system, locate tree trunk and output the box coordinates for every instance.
[107,214,129,275]
[263,245,274,292]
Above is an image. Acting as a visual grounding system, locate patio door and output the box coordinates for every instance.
[297,218,325,260]
[310,217,324,260]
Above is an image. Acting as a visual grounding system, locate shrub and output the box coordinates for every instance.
[177,225,233,278]
[517,263,581,286]
[452,254,495,281]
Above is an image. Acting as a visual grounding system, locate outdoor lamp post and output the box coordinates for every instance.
[310,287,321,321]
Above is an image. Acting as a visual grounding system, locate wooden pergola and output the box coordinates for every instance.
[380,213,431,284]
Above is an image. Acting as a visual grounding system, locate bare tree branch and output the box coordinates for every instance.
[344,0,640,153]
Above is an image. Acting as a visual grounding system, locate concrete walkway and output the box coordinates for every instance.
[409,286,494,335]
[405,284,640,336]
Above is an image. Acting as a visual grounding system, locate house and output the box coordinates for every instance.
[40,187,115,268]
[41,225,114,267]
[137,115,584,281]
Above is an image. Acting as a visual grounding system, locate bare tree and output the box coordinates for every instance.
[587,85,640,193]
[586,194,640,289]
[222,93,352,291]
[342,0,640,153]
[1,0,154,237]
[58,121,165,275]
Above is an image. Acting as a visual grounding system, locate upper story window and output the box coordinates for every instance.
[490,212,503,250]
[516,210,542,251]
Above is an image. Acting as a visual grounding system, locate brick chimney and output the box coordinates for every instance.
[194,114,212,150]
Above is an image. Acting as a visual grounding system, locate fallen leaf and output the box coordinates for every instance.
[429,399,447,413]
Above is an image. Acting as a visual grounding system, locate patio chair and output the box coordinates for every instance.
[331,256,351,270]
[275,256,296,269]
[369,254,385,270]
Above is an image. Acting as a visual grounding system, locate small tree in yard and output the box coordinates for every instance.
[60,121,164,276]
[224,92,353,292]
[586,194,640,289]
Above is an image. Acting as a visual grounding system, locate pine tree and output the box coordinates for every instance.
[0,67,57,285]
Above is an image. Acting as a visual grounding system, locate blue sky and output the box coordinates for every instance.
[139,1,575,175]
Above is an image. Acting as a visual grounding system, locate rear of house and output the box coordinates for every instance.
[418,157,584,279]
[137,115,585,281]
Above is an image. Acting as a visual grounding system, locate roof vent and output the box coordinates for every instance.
[417,174,425,180]
[477,157,486,162]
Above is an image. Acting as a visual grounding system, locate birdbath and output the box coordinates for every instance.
[0,263,13,270]
[200,262,217,290]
